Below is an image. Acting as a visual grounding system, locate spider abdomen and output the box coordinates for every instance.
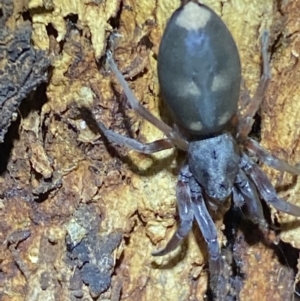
[158,2,241,137]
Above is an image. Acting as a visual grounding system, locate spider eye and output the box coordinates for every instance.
[212,150,217,159]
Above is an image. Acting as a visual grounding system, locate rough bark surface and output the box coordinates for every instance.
[0,0,51,142]
[1,0,300,300]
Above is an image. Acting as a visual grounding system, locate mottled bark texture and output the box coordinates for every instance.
[0,0,300,300]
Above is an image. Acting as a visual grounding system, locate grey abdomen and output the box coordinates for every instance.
[158,3,241,137]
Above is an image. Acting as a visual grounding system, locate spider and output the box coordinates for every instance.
[97,0,300,295]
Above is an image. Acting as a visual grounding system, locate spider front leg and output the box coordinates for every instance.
[234,169,268,229]
[106,52,188,151]
[241,154,300,216]
[189,177,219,261]
[152,165,194,256]
[189,177,229,299]
[244,137,300,175]
[238,30,271,140]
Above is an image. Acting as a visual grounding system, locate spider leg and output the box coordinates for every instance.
[244,137,300,175]
[190,177,219,261]
[239,78,252,110]
[152,165,194,256]
[241,153,300,216]
[106,52,189,151]
[232,186,245,208]
[190,179,220,271]
[238,30,271,140]
[189,177,228,298]
[97,121,174,154]
[234,169,268,229]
